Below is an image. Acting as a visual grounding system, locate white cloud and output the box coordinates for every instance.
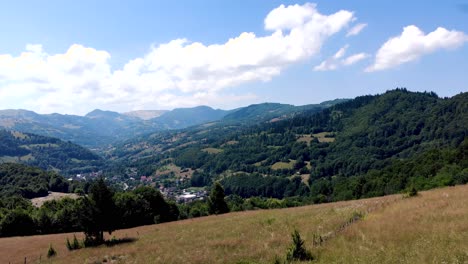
[366,25,468,72]
[342,53,369,66]
[347,23,367,37]
[314,45,368,71]
[0,3,355,114]
[333,45,348,59]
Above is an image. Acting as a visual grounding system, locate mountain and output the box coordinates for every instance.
[0,103,328,148]
[0,106,227,148]
[152,106,229,129]
[0,109,145,147]
[107,101,336,163]
[107,89,467,200]
[123,110,168,120]
[223,102,330,123]
[0,130,103,175]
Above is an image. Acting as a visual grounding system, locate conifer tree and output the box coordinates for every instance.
[81,178,117,245]
[208,182,229,215]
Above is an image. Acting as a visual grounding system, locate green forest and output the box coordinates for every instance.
[0,89,467,238]
[108,89,467,201]
[0,130,103,175]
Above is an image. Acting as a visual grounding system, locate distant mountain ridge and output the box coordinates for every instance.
[0,101,342,148]
[0,106,229,148]
[123,110,168,120]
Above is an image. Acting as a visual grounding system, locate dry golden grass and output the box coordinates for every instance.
[222,140,239,146]
[296,134,314,145]
[156,164,193,179]
[312,132,335,143]
[202,147,224,154]
[271,159,296,170]
[30,192,79,207]
[315,185,468,263]
[1,185,467,264]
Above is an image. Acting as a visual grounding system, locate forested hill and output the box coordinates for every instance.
[0,130,103,175]
[108,89,467,200]
[0,163,70,199]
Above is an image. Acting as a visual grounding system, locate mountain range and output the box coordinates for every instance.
[0,89,466,201]
[0,102,336,148]
[106,89,467,200]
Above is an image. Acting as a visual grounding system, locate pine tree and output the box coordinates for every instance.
[286,229,313,261]
[80,178,117,245]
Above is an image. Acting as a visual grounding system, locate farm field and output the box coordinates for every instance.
[1,184,467,264]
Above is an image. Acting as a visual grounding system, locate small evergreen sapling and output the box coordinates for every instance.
[286,229,313,261]
[47,244,57,258]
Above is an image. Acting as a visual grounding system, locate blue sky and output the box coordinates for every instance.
[0,0,467,114]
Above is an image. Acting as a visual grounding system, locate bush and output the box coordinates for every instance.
[286,229,313,262]
[408,187,418,197]
[404,187,418,198]
[66,234,82,251]
[66,237,72,250]
[47,244,57,258]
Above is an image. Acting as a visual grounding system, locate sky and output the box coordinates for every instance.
[0,0,467,115]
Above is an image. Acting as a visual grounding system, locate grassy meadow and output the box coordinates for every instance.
[1,185,467,264]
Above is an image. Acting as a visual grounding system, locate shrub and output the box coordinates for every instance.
[66,237,72,250]
[66,234,82,250]
[47,244,57,258]
[408,187,418,197]
[286,229,313,262]
[404,187,418,198]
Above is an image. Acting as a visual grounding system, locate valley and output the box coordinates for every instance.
[0,89,466,263]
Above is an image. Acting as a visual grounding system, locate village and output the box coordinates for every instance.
[70,166,208,204]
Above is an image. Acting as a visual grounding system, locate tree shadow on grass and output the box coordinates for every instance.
[104,237,138,247]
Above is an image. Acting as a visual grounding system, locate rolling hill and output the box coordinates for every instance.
[0,130,103,175]
[0,163,70,199]
[0,106,230,148]
[0,102,340,149]
[0,184,466,263]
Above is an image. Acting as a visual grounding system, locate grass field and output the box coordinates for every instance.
[312,132,335,143]
[202,147,224,154]
[30,192,79,207]
[271,159,296,170]
[1,185,467,264]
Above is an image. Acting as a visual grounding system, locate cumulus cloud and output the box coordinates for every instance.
[313,45,368,71]
[346,23,367,37]
[366,25,468,72]
[0,3,355,114]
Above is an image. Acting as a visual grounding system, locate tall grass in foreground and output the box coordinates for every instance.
[0,185,466,263]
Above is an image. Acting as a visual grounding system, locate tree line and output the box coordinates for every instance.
[0,178,231,240]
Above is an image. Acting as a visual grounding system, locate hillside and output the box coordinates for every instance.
[122,110,168,120]
[0,184,466,263]
[0,109,157,148]
[0,163,70,199]
[106,89,468,200]
[0,130,103,175]
[0,103,316,148]
[152,106,228,129]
